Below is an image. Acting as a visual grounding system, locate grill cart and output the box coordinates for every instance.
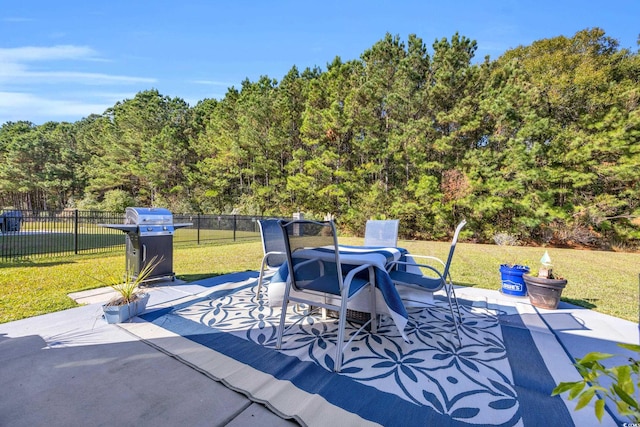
[99,207,191,282]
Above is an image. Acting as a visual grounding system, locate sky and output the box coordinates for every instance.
[1,0,638,125]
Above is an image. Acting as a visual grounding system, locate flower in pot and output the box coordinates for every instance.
[99,256,163,323]
[523,251,567,310]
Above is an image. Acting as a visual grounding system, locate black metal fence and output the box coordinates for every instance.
[0,209,271,261]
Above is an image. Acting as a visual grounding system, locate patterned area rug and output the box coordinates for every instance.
[123,279,577,427]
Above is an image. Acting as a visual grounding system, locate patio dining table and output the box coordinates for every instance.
[266,245,417,341]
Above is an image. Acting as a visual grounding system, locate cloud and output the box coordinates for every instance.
[0,91,116,124]
[0,45,156,86]
[4,70,156,85]
[2,17,34,23]
[0,45,100,62]
[191,79,234,87]
[0,45,159,123]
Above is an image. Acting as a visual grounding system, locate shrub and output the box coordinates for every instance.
[493,232,519,246]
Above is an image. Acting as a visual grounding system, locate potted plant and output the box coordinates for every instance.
[523,251,567,309]
[100,256,162,324]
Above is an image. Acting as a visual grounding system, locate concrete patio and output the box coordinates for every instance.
[1,272,637,426]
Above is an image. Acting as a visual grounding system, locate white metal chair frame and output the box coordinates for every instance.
[275,219,377,372]
[386,219,466,347]
[256,219,287,298]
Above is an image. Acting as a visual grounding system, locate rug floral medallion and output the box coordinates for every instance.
[163,285,542,426]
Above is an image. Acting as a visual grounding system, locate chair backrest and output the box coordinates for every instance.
[442,220,467,278]
[280,220,343,295]
[257,219,288,268]
[364,219,399,247]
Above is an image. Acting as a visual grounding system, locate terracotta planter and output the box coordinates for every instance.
[523,274,567,310]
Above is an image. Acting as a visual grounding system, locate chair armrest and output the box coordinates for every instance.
[264,250,286,263]
[265,250,286,257]
[342,263,373,284]
[341,263,374,296]
[404,254,446,270]
[387,260,444,281]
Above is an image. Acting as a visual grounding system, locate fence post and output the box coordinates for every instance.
[197,213,201,245]
[0,217,5,261]
[233,215,237,241]
[74,209,79,254]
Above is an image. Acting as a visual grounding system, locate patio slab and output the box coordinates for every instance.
[1,271,637,426]
[0,272,296,427]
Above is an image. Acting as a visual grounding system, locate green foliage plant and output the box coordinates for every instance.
[552,343,640,423]
[101,256,163,306]
[100,189,135,212]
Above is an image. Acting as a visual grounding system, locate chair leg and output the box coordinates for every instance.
[369,282,377,333]
[443,283,462,348]
[334,303,348,372]
[450,286,463,323]
[276,282,293,350]
[446,273,463,323]
[256,256,269,298]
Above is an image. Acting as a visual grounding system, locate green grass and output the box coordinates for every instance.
[1,238,638,324]
[395,238,639,322]
[0,232,124,256]
[0,227,260,257]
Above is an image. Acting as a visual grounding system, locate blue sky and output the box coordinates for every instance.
[1,0,638,125]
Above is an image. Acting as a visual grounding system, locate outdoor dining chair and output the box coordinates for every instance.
[276,219,377,372]
[256,219,288,298]
[386,219,467,347]
[364,219,400,247]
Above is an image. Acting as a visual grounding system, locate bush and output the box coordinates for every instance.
[493,232,519,246]
[101,190,135,212]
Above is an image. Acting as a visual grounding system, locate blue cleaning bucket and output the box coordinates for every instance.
[499,264,530,297]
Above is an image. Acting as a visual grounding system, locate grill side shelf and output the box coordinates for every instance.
[98,224,138,233]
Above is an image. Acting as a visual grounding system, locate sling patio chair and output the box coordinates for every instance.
[364,219,400,247]
[386,219,467,347]
[256,219,288,298]
[276,219,377,372]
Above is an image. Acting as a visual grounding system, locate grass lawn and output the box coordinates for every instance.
[1,238,638,324]
[0,227,259,258]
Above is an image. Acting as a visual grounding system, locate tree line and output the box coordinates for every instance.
[1,28,638,248]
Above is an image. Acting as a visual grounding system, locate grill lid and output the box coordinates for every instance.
[100,207,190,236]
[125,207,173,225]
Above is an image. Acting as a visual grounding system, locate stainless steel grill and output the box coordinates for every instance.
[125,207,174,236]
[100,207,191,282]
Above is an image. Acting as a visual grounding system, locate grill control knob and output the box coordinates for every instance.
[147,227,152,231]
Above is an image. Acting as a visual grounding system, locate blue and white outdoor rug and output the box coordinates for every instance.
[121,277,597,427]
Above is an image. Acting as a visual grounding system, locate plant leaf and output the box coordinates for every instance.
[578,352,613,364]
[612,365,632,390]
[613,384,640,410]
[594,398,605,421]
[568,382,586,400]
[575,388,595,410]
[552,381,579,396]
[618,343,640,353]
